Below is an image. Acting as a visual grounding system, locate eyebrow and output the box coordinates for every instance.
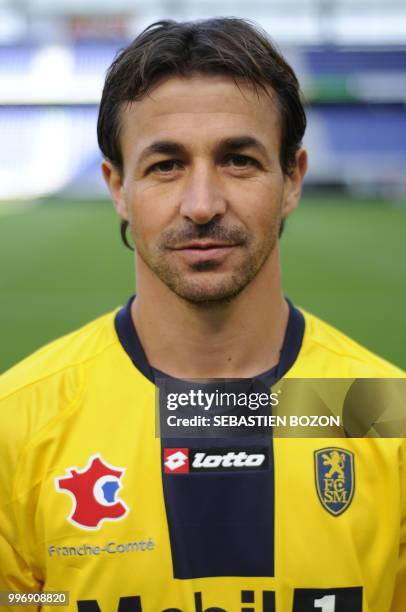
[137,135,270,165]
[216,136,269,160]
[138,141,187,165]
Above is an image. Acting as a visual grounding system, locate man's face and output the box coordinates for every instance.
[103,75,306,304]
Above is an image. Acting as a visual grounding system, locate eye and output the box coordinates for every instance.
[223,154,259,168]
[148,159,183,174]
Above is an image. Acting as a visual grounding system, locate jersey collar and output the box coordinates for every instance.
[114,295,305,385]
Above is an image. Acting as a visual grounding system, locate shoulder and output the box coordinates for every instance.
[0,309,121,401]
[295,308,404,377]
[0,309,124,479]
[0,309,123,452]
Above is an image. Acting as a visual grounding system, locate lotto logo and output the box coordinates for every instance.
[164,447,269,474]
[164,449,190,473]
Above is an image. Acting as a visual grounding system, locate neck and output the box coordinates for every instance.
[132,250,288,379]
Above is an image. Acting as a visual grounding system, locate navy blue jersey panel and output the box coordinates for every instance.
[114,295,154,382]
[161,437,275,579]
[114,295,305,386]
[114,296,304,580]
[276,299,304,381]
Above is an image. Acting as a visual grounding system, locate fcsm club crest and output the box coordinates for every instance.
[315,447,354,516]
[55,454,129,529]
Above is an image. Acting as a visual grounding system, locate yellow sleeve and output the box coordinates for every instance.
[390,440,406,611]
[0,389,41,611]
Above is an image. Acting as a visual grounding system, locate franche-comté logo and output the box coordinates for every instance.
[164,447,268,474]
[55,454,129,530]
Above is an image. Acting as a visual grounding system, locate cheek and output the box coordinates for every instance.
[233,180,283,232]
[126,187,176,245]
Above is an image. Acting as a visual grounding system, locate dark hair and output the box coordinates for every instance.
[97,18,306,246]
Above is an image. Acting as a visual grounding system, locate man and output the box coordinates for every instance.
[0,18,404,612]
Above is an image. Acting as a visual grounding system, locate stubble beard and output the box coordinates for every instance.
[134,220,280,307]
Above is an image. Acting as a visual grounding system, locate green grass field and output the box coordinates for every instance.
[0,196,405,372]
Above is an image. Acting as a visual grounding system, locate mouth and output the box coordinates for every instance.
[169,241,241,261]
[171,240,242,250]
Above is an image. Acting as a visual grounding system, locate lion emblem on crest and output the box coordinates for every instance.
[321,450,346,479]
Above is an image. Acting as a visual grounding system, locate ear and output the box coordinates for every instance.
[101,159,129,221]
[282,148,308,218]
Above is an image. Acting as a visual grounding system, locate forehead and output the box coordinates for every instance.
[119,75,281,160]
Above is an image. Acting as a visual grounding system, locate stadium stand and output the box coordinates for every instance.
[1,43,405,199]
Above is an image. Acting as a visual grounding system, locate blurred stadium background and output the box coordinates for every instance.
[0,0,405,371]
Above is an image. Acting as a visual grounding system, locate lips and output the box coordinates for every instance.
[171,241,239,250]
[169,241,240,262]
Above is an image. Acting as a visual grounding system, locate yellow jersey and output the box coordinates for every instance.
[0,298,404,611]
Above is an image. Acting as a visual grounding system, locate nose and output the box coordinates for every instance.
[179,163,227,225]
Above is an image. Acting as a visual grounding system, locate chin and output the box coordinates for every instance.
[144,251,264,305]
[168,275,250,306]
